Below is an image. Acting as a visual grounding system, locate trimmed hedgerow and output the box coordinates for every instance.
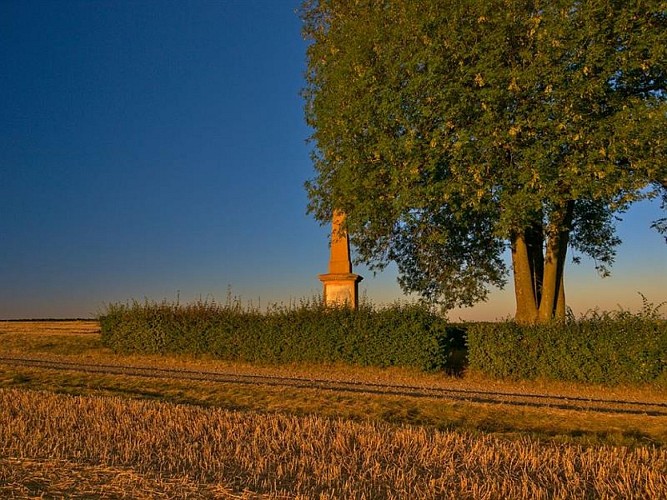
[100,298,456,371]
[467,309,667,386]
[100,297,666,384]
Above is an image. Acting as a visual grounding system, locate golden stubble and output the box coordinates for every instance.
[0,320,100,336]
[1,388,666,499]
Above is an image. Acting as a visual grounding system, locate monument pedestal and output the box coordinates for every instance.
[320,211,363,308]
[318,272,363,308]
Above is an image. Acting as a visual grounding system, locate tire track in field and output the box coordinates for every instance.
[0,355,665,417]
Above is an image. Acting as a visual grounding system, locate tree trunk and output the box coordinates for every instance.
[511,231,539,325]
[526,222,544,308]
[553,205,572,321]
[537,237,561,323]
[537,201,574,323]
[512,202,573,325]
[555,272,566,319]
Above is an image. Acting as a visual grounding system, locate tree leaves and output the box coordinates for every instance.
[302,0,667,310]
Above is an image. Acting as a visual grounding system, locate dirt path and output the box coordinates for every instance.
[1,354,665,417]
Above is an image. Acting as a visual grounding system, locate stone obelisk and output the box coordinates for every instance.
[319,211,363,308]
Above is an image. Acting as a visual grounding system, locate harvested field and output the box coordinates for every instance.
[0,320,100,336]
[0,457,250,499]
[1,388,666,499]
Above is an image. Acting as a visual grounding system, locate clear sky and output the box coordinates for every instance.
[1,0,665,320]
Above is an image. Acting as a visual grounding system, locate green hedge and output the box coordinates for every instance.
[100,299,456,371]
[100,297,666,384]
[467,313,667,385]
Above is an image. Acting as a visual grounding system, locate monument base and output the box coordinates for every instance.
[318,272,363,308]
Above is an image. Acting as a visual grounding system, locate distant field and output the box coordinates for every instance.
[0,320,99,335]
[1,321,666,497]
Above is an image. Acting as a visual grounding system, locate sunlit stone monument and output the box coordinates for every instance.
[319,211,363,308]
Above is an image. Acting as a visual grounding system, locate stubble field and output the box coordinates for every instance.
[2,388,666,499]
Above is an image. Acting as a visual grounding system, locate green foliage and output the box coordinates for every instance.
[101,297,666,385]
[302,0,667,310]
[100,298,456,371]
[467,304,667,385]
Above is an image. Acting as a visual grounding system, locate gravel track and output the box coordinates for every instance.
[1,355,665,417]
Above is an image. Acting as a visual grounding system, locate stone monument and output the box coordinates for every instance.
[319,211,363,308]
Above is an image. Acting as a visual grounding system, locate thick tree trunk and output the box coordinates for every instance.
[511,231,539,325]
[555,273,566,319]
[512,202,573,325]
[537,238,561,323]
[537,201,574,323]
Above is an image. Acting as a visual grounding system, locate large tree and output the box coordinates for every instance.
[302,0,667,324]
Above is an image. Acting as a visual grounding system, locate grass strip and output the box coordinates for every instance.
[1,365,664,449]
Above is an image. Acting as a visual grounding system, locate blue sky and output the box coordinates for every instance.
[1,0,665,320]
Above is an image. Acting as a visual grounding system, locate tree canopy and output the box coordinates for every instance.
[302,0,667,323]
